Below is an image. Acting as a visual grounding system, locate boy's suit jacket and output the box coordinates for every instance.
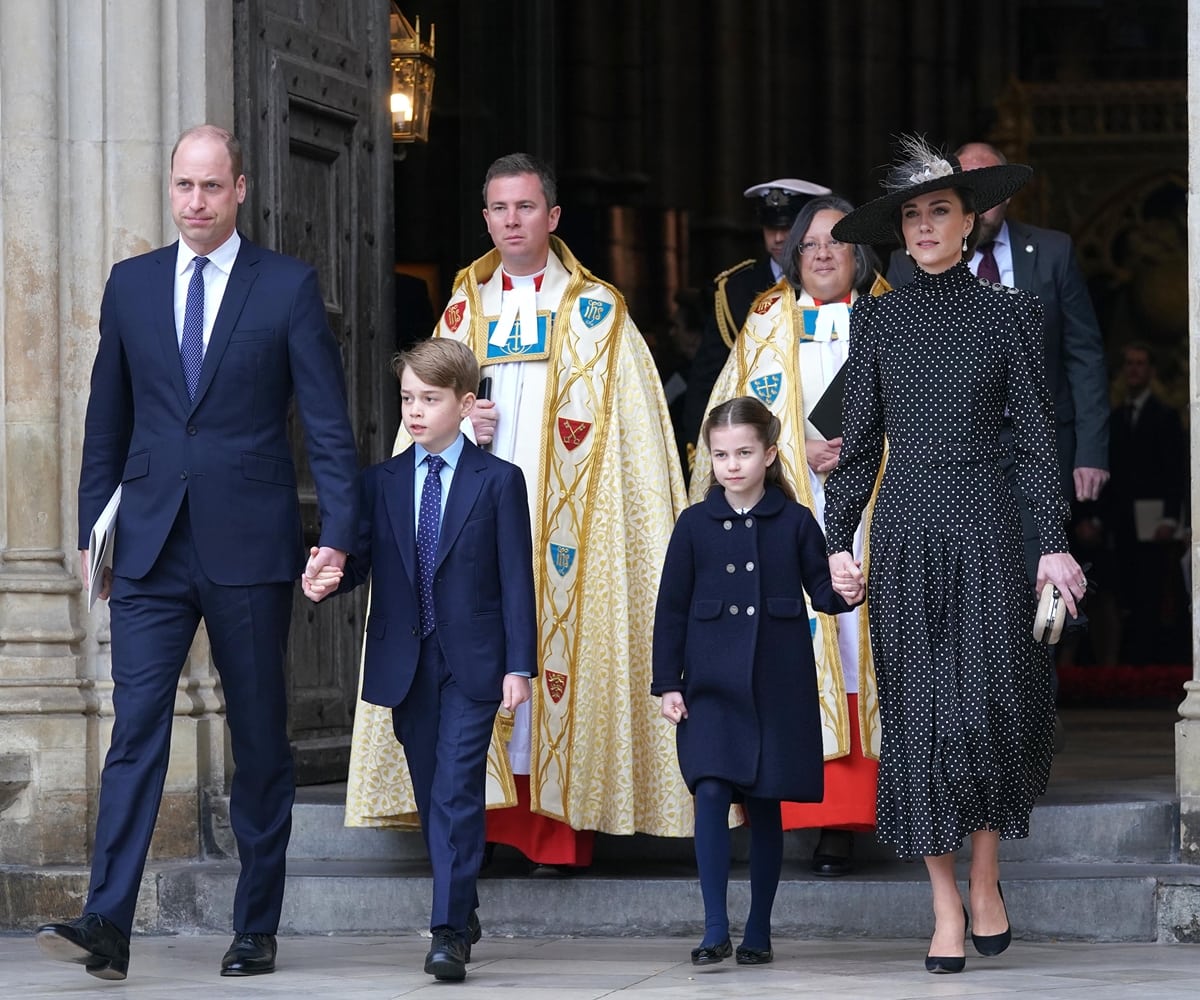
[342,437,538,708]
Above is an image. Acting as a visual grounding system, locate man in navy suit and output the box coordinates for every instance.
[36,125,358,980]
[886,141,1110,583]
[306,337,536,982]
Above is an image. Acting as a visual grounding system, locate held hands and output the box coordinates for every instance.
[502,673,532,712]
[301,545,345,603]
[80,549,113,602]
[470,399,499,446]
[828,551,865,605]
[806,437,842,475]
[660,691,688,726]
[1036,551,1087,618]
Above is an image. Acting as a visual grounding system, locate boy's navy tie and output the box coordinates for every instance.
[180,256,209,400]
[417,454,445,636]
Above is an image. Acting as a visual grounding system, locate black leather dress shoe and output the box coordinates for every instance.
[690,937,732,966]
[735,944,774,965]
[220,932,277,976]
[425,927,468,981]
[811,829,854,877]
[465,910,482,961]
[35,913,130,981]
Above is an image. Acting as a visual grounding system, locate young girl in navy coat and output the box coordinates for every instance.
[652,396,862,966]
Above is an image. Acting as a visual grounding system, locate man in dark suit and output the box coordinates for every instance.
[35,125,358,981]
[682,177,830,473]
[307,337,536,982]
[1105,342,1187,661]
[886,141,1110,583]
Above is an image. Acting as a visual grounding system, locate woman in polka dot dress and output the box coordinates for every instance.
[822,136,1087,974]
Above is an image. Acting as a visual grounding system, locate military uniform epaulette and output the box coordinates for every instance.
[712,258,756,285]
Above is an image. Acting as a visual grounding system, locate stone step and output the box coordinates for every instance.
[7,859,1200,944]
[285,783,1180,866]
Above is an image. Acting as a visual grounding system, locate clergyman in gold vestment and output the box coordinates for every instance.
[346,153,692,859]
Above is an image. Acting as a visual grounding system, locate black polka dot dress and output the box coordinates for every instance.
[824,259,1070,858]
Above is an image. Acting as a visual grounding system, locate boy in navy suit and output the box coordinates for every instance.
[305,338,536,982]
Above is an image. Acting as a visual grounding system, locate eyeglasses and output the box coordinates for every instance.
[798,239,848,255]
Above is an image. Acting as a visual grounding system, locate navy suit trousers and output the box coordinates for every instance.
[87,500,295,936]
[392,635,498,939]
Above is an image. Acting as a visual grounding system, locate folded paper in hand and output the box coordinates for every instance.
[88,486,121,610]
[807,365,846,440]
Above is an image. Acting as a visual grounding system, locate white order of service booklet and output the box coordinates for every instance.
[87,486,121,610]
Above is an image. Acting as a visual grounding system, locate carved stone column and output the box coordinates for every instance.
[0,0,234,874]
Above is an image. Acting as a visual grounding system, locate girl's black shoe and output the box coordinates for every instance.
[735,944,773,965]
[690,938,732,965]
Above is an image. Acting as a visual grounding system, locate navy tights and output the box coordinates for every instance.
[693,778,783,950]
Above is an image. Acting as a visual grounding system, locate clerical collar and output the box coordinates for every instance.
[501,267,546,291]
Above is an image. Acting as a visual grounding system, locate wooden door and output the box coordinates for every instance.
[234,0,395,783]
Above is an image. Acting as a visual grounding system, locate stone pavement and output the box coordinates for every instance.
[4,932,1200,999]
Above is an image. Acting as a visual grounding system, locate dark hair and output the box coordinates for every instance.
[892,183,983,257]
[700,396,797,502]
[392,337,480,397]
[783,195,880,295]
[1122,340,1155,367]
[482,153,557,208]
[172,124,243,180]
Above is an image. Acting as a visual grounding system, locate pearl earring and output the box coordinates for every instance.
[961,236,968,252]
[905,247,911,256]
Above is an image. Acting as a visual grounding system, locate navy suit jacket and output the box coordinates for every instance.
[887,220,1109,495]
[340,439,538,708]
[77,236,359,585]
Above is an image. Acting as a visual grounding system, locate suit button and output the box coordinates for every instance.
[180,471,188,480]
[187,425,197,436]
[411,626,418,636]
[729,605,739,615]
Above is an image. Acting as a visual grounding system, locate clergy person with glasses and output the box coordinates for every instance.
[37,125,358,981]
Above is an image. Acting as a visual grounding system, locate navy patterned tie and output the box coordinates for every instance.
[180,256,209,400]
[417,454,446,637]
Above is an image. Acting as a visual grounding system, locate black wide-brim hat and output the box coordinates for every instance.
[831,135,1032,246]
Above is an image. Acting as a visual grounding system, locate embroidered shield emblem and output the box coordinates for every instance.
[753,294,780,316]
[443,301,465,333]
[557,417,592,451]
[578,297,612,328]
[749,373,782,407]
[549,542,577,578]
[545,669,568,704]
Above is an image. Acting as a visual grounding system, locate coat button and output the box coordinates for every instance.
[729,605,739,615]
[747,606,756,616]
[180,471,188,480]
[726,563,736,574]
[723,520,732,530]
[410,626,418,636]
[187,425,198,436]
[745,517,754,527]
[745,561,755,571]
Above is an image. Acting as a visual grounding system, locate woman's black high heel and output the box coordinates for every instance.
[924,905,968,974]
[971,882,1012,957]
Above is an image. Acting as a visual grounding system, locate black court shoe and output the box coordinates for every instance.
[924,905,968,974]
[971,882,1012,957]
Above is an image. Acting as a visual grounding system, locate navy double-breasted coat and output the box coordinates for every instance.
[652,485,852,800]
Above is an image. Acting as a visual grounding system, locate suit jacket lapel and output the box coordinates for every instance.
[152,243,193,408]
[382,452,419,591]
[1008,221,1036,291]
[435,440,486,569]
[191,235,260,411]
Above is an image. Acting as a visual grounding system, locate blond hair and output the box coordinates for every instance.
[392,338,480,398]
